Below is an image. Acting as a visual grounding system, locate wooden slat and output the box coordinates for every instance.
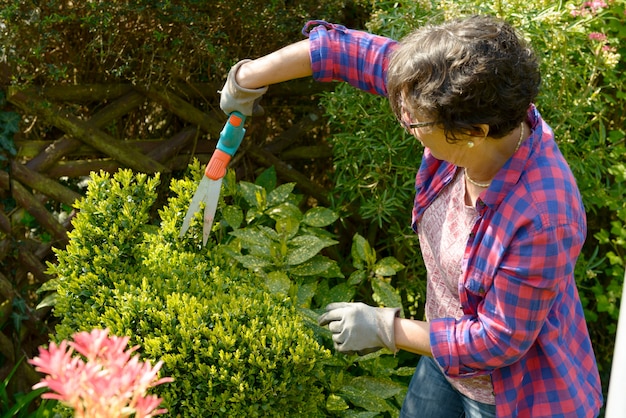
[0,271,14,300]
[45,153,213,178]
[22,84,134,102]
[7,179,68,246]
[46,159,124,178]
[147,126,199,162]
[137,85,224,135]
[0,211,10,235]
[25,90,146,172]
[18,248,52,284]
[12,162,82,206]
[16,137,217,159]
[9,91,169,174]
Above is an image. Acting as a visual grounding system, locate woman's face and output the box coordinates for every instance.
[400,102,469,165]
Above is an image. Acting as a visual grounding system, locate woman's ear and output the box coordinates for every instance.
[469,124,490,138]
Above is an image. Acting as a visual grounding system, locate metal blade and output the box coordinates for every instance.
[202,177,223,245]
[179,176,211,238]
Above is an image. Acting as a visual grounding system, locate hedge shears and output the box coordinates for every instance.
[179,111,246,245]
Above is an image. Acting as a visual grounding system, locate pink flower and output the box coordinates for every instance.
[29,328,174,418]
[589,32,608,41]
[571,0,608,16]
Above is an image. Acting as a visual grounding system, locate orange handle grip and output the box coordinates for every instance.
[204,149,232,180]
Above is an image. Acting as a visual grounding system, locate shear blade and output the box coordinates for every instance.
[179,176,211,238]
[202,178,223,245]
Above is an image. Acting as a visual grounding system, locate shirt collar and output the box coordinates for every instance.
[476,105,542,211]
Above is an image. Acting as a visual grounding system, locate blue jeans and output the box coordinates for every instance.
[400,356,496,418]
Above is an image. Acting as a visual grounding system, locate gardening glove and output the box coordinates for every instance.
[219,59,268,117]
[318,302,401,356]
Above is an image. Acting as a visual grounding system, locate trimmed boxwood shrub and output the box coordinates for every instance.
[46,169,331,417]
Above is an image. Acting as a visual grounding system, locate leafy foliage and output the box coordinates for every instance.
[209,165,409,415]
[0,90,18,166]
[46,169,331,417]
[0,0,371,86]
[0,357,57,418]
[41,163,412,416]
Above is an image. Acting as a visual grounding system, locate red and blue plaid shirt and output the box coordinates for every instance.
[304,20,603,417]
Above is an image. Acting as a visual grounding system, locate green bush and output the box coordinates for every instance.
[210,166,411,416]
[0,0,372,86]
[40,162,414,416]
[45,168,331,417]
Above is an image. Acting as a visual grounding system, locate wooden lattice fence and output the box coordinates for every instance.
[0,80,332,393]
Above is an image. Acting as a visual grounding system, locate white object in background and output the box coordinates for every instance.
[605,268,626,417]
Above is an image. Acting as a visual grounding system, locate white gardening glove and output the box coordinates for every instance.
[318,302,401,355]
[219,59,268,117]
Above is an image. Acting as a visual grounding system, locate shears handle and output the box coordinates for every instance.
[205,111,246,180]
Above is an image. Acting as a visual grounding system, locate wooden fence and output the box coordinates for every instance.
[0,80,332,393]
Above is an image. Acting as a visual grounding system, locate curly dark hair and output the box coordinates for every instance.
[387,15,541,141]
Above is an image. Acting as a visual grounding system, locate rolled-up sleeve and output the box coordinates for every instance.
[303,20,396,97]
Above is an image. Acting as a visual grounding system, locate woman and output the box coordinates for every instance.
[219,15,602,417]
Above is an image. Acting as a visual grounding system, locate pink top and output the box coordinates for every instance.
[418,170,495,404]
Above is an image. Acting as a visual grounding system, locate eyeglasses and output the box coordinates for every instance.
[407,121,436,129]
[399,97,436,131]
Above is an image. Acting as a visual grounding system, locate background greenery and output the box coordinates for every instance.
[1,0,624,416]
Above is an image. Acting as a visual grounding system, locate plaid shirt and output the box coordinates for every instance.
[305,21,603,417]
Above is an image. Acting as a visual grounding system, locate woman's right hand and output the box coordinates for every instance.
[219,59,268,117]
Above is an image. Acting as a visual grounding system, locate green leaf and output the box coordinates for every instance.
[267,202,302,222]
[321,263,344,279]
[326,394,349,411]
[374,257,405,277]
[349,376,404,399]
[347,270,367,286]
[302,207,338,227]
[608,163,626,182]
[265,271,291,295]
[286,235,328,265]
[255,166,277,191]
[234,254,271,270]
[393,366,416,377]
[340,385,391,412]
[36,278,59,293]
[267,182,295,206]
[247,241,273,258]
[239,181,266,210]
[296,280,317,307]
[351,233,376,269]
[327,282,355,304]
[371,277,402,310]
[257,225,279,242]
[222,205,243,229]
[298,307,333,340]
[289,255,337,276]
[0,111,20,132]
[230,228,272,248]
[342,412,378,418]
[35,293,57,310]
[275,216,300,241]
